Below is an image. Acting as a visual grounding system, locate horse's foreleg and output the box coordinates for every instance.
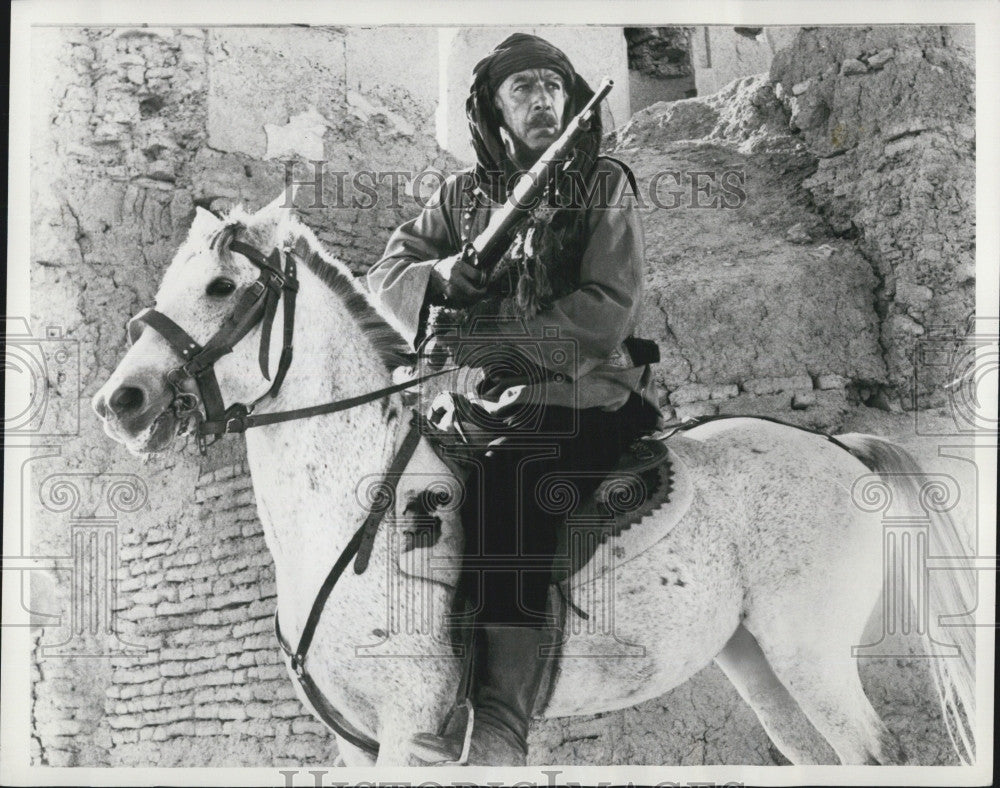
[714,624,836,764]
[375,714,451,767]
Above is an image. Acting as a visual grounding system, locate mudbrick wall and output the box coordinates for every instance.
[28,25,977,768]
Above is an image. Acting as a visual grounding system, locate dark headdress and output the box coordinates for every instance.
[466,33,602,203]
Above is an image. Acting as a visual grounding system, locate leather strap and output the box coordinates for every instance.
[201,365,456,435]
[353,415,424,574]
[291,414,423,665]
[275,611,380,757]
[268,247,299,395]
[127,236,299,444]
[272,413,426,757]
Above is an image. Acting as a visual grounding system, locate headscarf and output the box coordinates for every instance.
[465,33,602,204]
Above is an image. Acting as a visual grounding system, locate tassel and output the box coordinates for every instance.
[534,259,552,304]
[516,272,536,316]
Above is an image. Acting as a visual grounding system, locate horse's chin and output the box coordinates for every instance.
[104,409,179,455]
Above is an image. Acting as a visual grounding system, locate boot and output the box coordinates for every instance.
[409,624,556,765]
[465,624,555,766]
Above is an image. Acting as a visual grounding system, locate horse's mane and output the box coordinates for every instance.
[204,207,414,371]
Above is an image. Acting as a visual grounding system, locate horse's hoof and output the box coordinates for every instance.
[409,732,463,764]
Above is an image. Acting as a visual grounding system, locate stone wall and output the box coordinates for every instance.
[770,25,976,407]
[27,24,977,768]
[690,26,801,97]
[614,73,887,425]
[612,24,975,422]
[625,27,696,110]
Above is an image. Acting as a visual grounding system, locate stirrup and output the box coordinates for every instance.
[409,699,474,765]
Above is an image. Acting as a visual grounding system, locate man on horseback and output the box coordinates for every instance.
[367,32,659,765]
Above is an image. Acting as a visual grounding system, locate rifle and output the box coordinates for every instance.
[463,76,614,271]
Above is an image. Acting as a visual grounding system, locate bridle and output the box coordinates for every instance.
[126,235,453,454]
[126,232,470,758]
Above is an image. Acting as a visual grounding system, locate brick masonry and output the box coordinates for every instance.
[103,454,339,765]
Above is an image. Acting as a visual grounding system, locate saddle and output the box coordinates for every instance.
[411,406,702,731]
[418,391,677,572]
[412,392,684,616]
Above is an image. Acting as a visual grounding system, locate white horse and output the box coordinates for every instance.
[93,191,975,767]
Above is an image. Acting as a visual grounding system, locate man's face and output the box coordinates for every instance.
[493,67,567,156]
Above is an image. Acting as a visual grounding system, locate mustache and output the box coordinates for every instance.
[527,112,558,129]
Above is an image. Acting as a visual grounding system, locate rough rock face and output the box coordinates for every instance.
[625,27,693,80]
[626,27,697,107]
[769,26,975,407]
[612,74,887,427]
[609,25,974,420]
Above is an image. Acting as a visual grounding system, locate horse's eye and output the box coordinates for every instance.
[206,278,236,297]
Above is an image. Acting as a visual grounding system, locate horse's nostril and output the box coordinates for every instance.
[109,385,146,415]
[93,393,108,419]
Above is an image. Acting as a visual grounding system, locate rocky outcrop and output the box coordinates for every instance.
[611,24,974,421]
[770,26,975,407]
[612,75,885,428]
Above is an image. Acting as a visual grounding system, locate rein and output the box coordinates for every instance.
[127,234,454,453]
[127,231,462,757]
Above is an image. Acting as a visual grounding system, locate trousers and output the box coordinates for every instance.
[454,392,659,628]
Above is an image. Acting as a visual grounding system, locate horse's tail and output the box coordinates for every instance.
[835,432,977,765]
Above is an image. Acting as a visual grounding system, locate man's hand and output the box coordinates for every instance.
[428,251,487,306]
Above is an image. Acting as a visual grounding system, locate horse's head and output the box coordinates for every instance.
[93,189,297,455]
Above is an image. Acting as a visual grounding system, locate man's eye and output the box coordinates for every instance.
[206,278,236,297]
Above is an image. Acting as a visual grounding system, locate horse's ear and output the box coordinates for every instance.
[189,206,222,238]
[256,184,298,222]
[252,184,298,243]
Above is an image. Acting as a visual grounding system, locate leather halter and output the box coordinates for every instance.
[127,238,299,452]
[126,234,463,757]
[127,235,454,452]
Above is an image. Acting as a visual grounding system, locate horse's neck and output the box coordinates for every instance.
[243,249,398,641]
